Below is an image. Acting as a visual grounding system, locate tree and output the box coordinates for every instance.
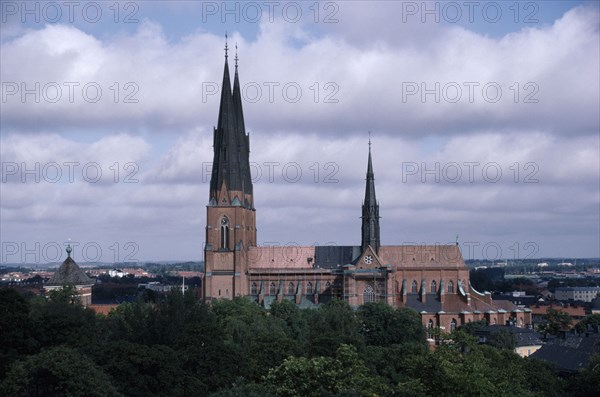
[357,302,425,347]
[0,346,122,397]
[575,314,600,333]
[28,296,97,348]
[263,344,390,397]
[306,299,362,357]
[0,288,37,378]
[488,329,518,350]
[47,284,81,305]
[539,308,572,335]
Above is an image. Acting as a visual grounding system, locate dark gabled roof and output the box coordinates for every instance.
[476,325,543,347]
[531,332,600,373]
[47,257,93,286]
[314,246,361,269]
[404,294,443,313]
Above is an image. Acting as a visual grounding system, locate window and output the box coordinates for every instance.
[251,282,258,295]
[450,318,457,332]
[427,319,434,338]
[269,282,276,296]
[447,280,454,293]
[430,280,437,293]
[306,282,313,295]
[364,283,376,303]
[411,280,418,293]
[288,282,294,295]
[220,216,230,249]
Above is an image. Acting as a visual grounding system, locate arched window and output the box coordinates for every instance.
[447,280,454,293]
[364,284,376,303]
[427,319,434,338]
[306,282,313,295]
[430,280,437,293]
[220,216,230,249]
[288,282,294,295]
[269,282,276,296]
[251,282,258,295]
[450,318,457,332]
[411,280,418,293]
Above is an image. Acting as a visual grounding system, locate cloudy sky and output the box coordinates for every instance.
[1,1,599,264]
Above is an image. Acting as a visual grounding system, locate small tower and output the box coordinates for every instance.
[44,244,94,306]
[361,138,381,254]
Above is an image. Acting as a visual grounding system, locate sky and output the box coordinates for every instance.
[1,1,599,264]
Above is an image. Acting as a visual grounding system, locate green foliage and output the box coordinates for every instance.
[306,299,362,357]
[488,329,518,350]
[566,354,600,397]
[357,302,426,347]
[539,308,572,335]
[0,288,37,378]
[0,346,122,397]
[264,344,390,397]
[0,287,573,396]
[574,314,600,332]
[47,284,81,305]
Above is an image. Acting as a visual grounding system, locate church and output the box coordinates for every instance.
[202,43,532,334]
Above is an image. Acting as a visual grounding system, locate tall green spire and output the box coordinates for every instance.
[361,137,380,254]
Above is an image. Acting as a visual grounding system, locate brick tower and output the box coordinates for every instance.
[203,40,255,300]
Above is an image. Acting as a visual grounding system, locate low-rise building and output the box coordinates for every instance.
[475,325,543,357]
[555,286,600,302]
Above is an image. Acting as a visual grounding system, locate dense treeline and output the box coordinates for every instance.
[0,287,598,397]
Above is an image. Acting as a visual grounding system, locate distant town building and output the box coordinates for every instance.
[475,325,543,357]
[109,269,128,278]
[44,245,94,306]
[202,44,532,333]
[555,286,600,302]
[531,329,600,374]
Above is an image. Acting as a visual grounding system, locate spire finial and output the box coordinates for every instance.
[455,234,459,246]
[224,32,229,60]
[234,43,238,68]
[66,242,72,258]
[368,131,372,150]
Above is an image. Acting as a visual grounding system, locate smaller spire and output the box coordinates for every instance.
[224,32,229,60]
[234,43,239,69]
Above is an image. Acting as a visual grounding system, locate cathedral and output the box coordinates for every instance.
[202,44,532,334]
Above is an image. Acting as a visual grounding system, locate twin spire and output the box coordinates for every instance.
[210,36,253,207]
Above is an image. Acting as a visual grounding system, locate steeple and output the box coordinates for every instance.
[210,37,253,205]
[232,43,253,198]
[361,137,380,254]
